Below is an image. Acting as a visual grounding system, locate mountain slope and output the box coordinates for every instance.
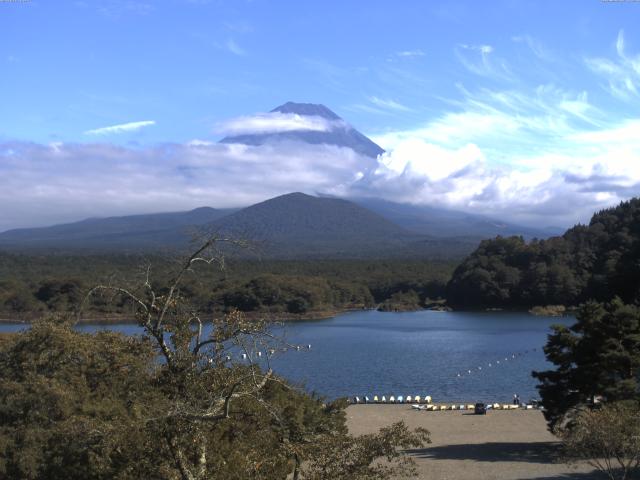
[0,193,479,258]
[219,102,385,158]
[209,192,419,257]
[351,197,559,239]
[207,193,481,258]
[0,207,236,251]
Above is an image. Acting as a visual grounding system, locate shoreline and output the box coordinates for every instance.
[0,304,575,325]
[0,306,369,325]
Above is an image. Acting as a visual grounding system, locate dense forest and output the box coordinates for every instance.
[447,198,640,308]
[0,254,455,320]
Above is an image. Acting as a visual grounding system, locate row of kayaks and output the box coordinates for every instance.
[350,396,539,410]
[410,403,536,411]
[351,395,432,404]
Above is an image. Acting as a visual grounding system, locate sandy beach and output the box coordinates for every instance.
[347,405,601,480]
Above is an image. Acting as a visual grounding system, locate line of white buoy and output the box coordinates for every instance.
[455,348,538,378]
[226,344,312,361]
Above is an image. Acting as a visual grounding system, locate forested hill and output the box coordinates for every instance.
[446,198,640,308]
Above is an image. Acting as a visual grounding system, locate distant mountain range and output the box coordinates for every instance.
[0,207,237,251]
[0,102,561,257]
[350,197,562,239]
[0,192,556,258]
[220,102,385,158]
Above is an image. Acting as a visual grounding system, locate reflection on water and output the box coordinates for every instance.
[0,310,572,403]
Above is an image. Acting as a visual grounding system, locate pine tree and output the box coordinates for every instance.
[533,299,640,431]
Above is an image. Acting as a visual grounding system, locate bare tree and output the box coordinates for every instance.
[79,235,295,480]
[75,234,430,479]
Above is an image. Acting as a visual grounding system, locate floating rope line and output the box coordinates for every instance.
[235,343,311,360]
[455,348,539,378]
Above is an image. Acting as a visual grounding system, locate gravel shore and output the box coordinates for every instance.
[347,405,601,480]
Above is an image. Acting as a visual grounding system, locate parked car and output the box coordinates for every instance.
[474,402,487,415]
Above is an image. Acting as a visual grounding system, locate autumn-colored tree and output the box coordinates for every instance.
[561,401,640,480]
[0,236,430,479]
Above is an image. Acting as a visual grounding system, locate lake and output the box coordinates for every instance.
[0,310,572,404]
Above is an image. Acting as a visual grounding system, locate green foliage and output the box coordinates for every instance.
[0,319,163,479]
[0,239,431,479]
[0,318,429,480]
[300,421,430,480]
[561,401,640,480]
[0,254,455,319]
[533,299,640,431]
[377,290,422,312]
[447,198,640,308]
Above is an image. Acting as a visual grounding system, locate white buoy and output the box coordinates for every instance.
[307,344,311,349]
[241,353,247,360]
[468,369,471,374]
[296,346,301,351]
[257,351,262,357]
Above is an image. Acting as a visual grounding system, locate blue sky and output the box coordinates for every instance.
[1,0,640,230]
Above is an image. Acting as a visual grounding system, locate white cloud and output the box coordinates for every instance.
[0,141,376,231]
[511,35,554,62]
[4,34,640,233]
[369,96,411,112]
[217,112,338,136]
[396,50,425,57]
[359,78,640,227]
[187,139,215,147]
[456,43,513,81]
[84,120,156,136]
[226,38,246,56]
[585,30,640,100]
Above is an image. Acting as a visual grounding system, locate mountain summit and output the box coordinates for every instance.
[270,101,342,120]
[220,102,385,158]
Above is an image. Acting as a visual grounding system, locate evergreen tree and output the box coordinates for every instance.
[533,299,640,431]
[447,197,640,309]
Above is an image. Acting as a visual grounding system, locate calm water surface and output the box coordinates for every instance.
[1,310,572,404]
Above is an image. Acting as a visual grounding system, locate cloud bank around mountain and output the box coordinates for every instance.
[0,140,372,231]
[2,31,639,232]
[217,112,340,135]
